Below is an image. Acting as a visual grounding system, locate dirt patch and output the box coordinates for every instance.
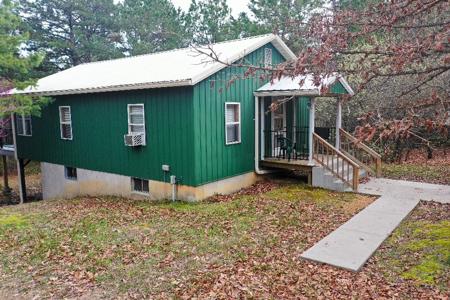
[0,174,42,206]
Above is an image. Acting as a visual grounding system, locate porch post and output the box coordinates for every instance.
[17,158,26,204]
[11,113,26,204]
[255,95,259,168]
[335,97,342,149]
[308,97,315,165]
[260,97,265,160]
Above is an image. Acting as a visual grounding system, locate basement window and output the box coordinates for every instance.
[17,114,32,136]
[225,102,241,145]
[59,106,73,140]
[65,166,77,180]
[131,177,149,194]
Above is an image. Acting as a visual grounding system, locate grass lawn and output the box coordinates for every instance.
[382,148,450,185]
[374,202,449,291]
[0,182,448,299]
[382,164,450,185]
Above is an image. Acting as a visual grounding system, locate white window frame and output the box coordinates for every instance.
[264,47,272,67]
[225,102,241,145]
[127,104,145,134]
[17,114,32,136]
[59,106,73,140]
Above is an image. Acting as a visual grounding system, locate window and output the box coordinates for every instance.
[16,114,32,136]
[273,102,285,131]
[264,47,272,67]
[132,177,149,194]
[65,166,77,180]
[225,102,241,144]
[59,106,72,140]
[127,104,145,134]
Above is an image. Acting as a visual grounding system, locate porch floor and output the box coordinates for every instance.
[261,154,339,170]
[260,157,312,171]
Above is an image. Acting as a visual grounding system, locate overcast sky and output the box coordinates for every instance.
[170,0,251,17]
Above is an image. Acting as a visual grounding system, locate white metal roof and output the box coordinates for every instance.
[15,34,296,96]
[255,74,354,96]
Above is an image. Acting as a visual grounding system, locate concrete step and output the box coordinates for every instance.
[312,151,369,192]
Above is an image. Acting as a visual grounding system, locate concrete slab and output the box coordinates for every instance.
[340,200,419,237]
[301,228,384,271]
[362,196,419,216]
[300,177,449,271]
[359,178,450,203]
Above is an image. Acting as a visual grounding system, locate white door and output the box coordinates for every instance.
[271,99,286,157]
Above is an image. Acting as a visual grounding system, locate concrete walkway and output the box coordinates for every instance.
[300,178,450,271]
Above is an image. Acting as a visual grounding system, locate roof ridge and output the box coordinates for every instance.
[76,33,275,68]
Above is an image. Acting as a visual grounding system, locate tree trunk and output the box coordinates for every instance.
[2,155,11,197]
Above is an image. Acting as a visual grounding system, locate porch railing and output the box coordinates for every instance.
[339,128,382,177]
[315,127,336,146]
[313,133,360,190]
[263,127,309,161]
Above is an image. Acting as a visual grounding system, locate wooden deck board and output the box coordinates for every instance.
[260,158,313,171]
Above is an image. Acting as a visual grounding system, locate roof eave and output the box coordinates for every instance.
[191,34,297,86]
[337,76,355,96]
[14,79,193,96]
[254,90,320,97]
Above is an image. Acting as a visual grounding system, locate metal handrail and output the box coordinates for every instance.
[313,133,360,190]
[339,128,382,177]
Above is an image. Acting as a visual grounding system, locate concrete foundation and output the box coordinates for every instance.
[41,162,259,201]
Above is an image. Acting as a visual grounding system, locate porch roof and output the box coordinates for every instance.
[254,74,354,97]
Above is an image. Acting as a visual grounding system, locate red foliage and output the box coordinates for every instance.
[280,0,449,142]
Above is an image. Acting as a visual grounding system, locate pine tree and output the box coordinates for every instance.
[119,0,190,55]
[20,0,124,75]
[0,0,47,116]
[185,0,238,44]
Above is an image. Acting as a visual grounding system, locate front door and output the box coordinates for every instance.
[271,99,286,157]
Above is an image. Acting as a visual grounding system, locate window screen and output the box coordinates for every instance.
[132,177,149,193]
[128,104,145,134]
[17,114,32,136]
[59,106,72,140]
[225,103,241,144]
[264,48,272,67]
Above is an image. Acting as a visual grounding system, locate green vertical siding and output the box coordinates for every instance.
[296,97,310,154]
[192,43,285,186]
[331,81,348,94]
[17,41,292,188]
[16,87,196,185]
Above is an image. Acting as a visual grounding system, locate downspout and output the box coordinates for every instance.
[170,175,177,202]
[308,97,316,166]
[254,95,272,175]
[335,97,342,149]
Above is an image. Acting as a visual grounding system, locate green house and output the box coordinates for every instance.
[14,34,374,202]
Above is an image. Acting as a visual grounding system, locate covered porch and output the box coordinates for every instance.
[254,74,352,164]
[253,74,379,191]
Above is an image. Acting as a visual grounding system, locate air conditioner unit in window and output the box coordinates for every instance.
[124,132,146,146]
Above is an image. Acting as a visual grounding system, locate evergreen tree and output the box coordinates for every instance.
[185,0,238,44]
[0,0,47,116]
[248,0,324,52]
[120,0,190,55]
[19,0,124,75]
